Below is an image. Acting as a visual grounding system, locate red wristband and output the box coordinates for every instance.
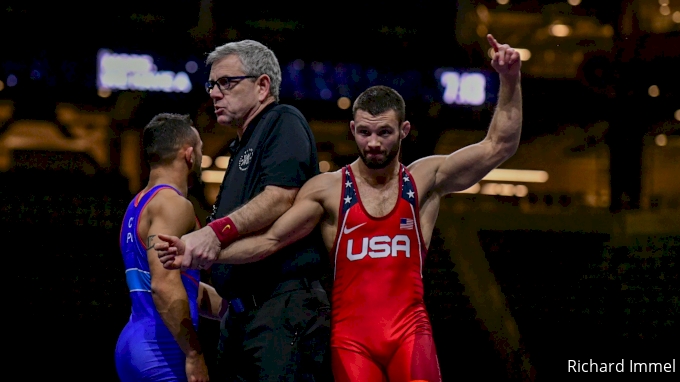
[207,216,239,248]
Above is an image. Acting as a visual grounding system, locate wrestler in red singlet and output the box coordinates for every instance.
[330,164,441,382]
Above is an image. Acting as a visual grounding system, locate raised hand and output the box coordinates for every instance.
[487,34,521,78]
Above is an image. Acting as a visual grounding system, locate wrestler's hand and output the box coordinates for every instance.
[186,352,210,382]
[487,34,521,78]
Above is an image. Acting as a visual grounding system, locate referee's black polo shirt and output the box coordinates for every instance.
[208,102,327,297]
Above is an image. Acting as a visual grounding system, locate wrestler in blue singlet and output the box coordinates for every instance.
[115,184,200,381]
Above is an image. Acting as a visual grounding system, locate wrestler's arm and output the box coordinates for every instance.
[197,282,227,320]
[215,174,328,264]
[167,113,316,268]
[157,174,329,268]
[227,185,298,234]
[215,113,316,236]
[145,191,204,358]
[410,36,522,196]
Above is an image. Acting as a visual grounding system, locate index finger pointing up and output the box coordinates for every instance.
[487,34,499,53]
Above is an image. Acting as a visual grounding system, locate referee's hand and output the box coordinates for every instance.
[156,228,218,270]
[155,234,185,270]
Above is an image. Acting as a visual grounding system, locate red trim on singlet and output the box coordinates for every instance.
[119,218,125,252]
[402,166,429,252]
[119,191,145,253]
[329,167,348,260]
[181,271,200,287]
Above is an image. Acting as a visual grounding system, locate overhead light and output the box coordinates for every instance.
[480,182,530,197]
[515,185,528,197]
[480,183,494,195]
[648,85,660,97]
[476,5,489,23]
[655,134,668,147]
[455,183,481,194]
[673,11,680,23]
[201,155,212,168]
[550,24,571,37]
[185,61,198,74]
[482,169,549,183]
[337,97,351,110]
[660,5,671,16]
[515,49,532,61]
[319,160,331,172]
[214,156,230,169]
[6,74,17,87]
[675,109,680,121]
[476,24,488,38]
[568,0,581,5]
[97,88,112,98]
[499,183,515,196]
[601,25,614,38]
[201,170,225,183]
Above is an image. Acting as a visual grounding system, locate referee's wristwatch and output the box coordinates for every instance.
[206,205,217,223]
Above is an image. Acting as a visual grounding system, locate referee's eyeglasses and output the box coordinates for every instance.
[205,76,257,94]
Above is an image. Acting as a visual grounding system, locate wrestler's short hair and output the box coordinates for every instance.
[142,113,196,167]
[206,40,282,102]
[352,85,406,126]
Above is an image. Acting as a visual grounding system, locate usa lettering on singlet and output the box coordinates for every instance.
[114,184,200,381]
[331,164,433,352]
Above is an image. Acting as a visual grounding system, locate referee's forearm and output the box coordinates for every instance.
[228,186,298,235]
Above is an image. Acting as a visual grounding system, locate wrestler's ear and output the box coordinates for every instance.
[350,120,356,137]
[184,146,195,166]
[400,121,411,139]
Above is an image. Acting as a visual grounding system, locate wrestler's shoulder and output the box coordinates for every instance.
[147,188,193,215]
[313,169,343,186]
[301,170,343,196]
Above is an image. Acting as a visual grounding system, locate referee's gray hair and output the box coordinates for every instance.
[206,40,282,102]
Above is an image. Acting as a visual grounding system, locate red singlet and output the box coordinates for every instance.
[330,165,442,382]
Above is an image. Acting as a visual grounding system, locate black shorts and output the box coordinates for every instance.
[215,279,333,381]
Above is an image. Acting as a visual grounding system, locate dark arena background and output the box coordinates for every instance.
[2,1,678,381]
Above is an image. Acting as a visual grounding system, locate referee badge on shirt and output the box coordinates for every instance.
[400,218,414,230]
[238,148,254,171]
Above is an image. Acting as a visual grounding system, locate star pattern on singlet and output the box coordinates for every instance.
[400,165,417,207]
[342,166,358,214]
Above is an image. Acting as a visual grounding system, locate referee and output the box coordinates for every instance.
[184,40,332,381]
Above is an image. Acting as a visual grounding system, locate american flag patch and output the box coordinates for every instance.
[400,218,413,230]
